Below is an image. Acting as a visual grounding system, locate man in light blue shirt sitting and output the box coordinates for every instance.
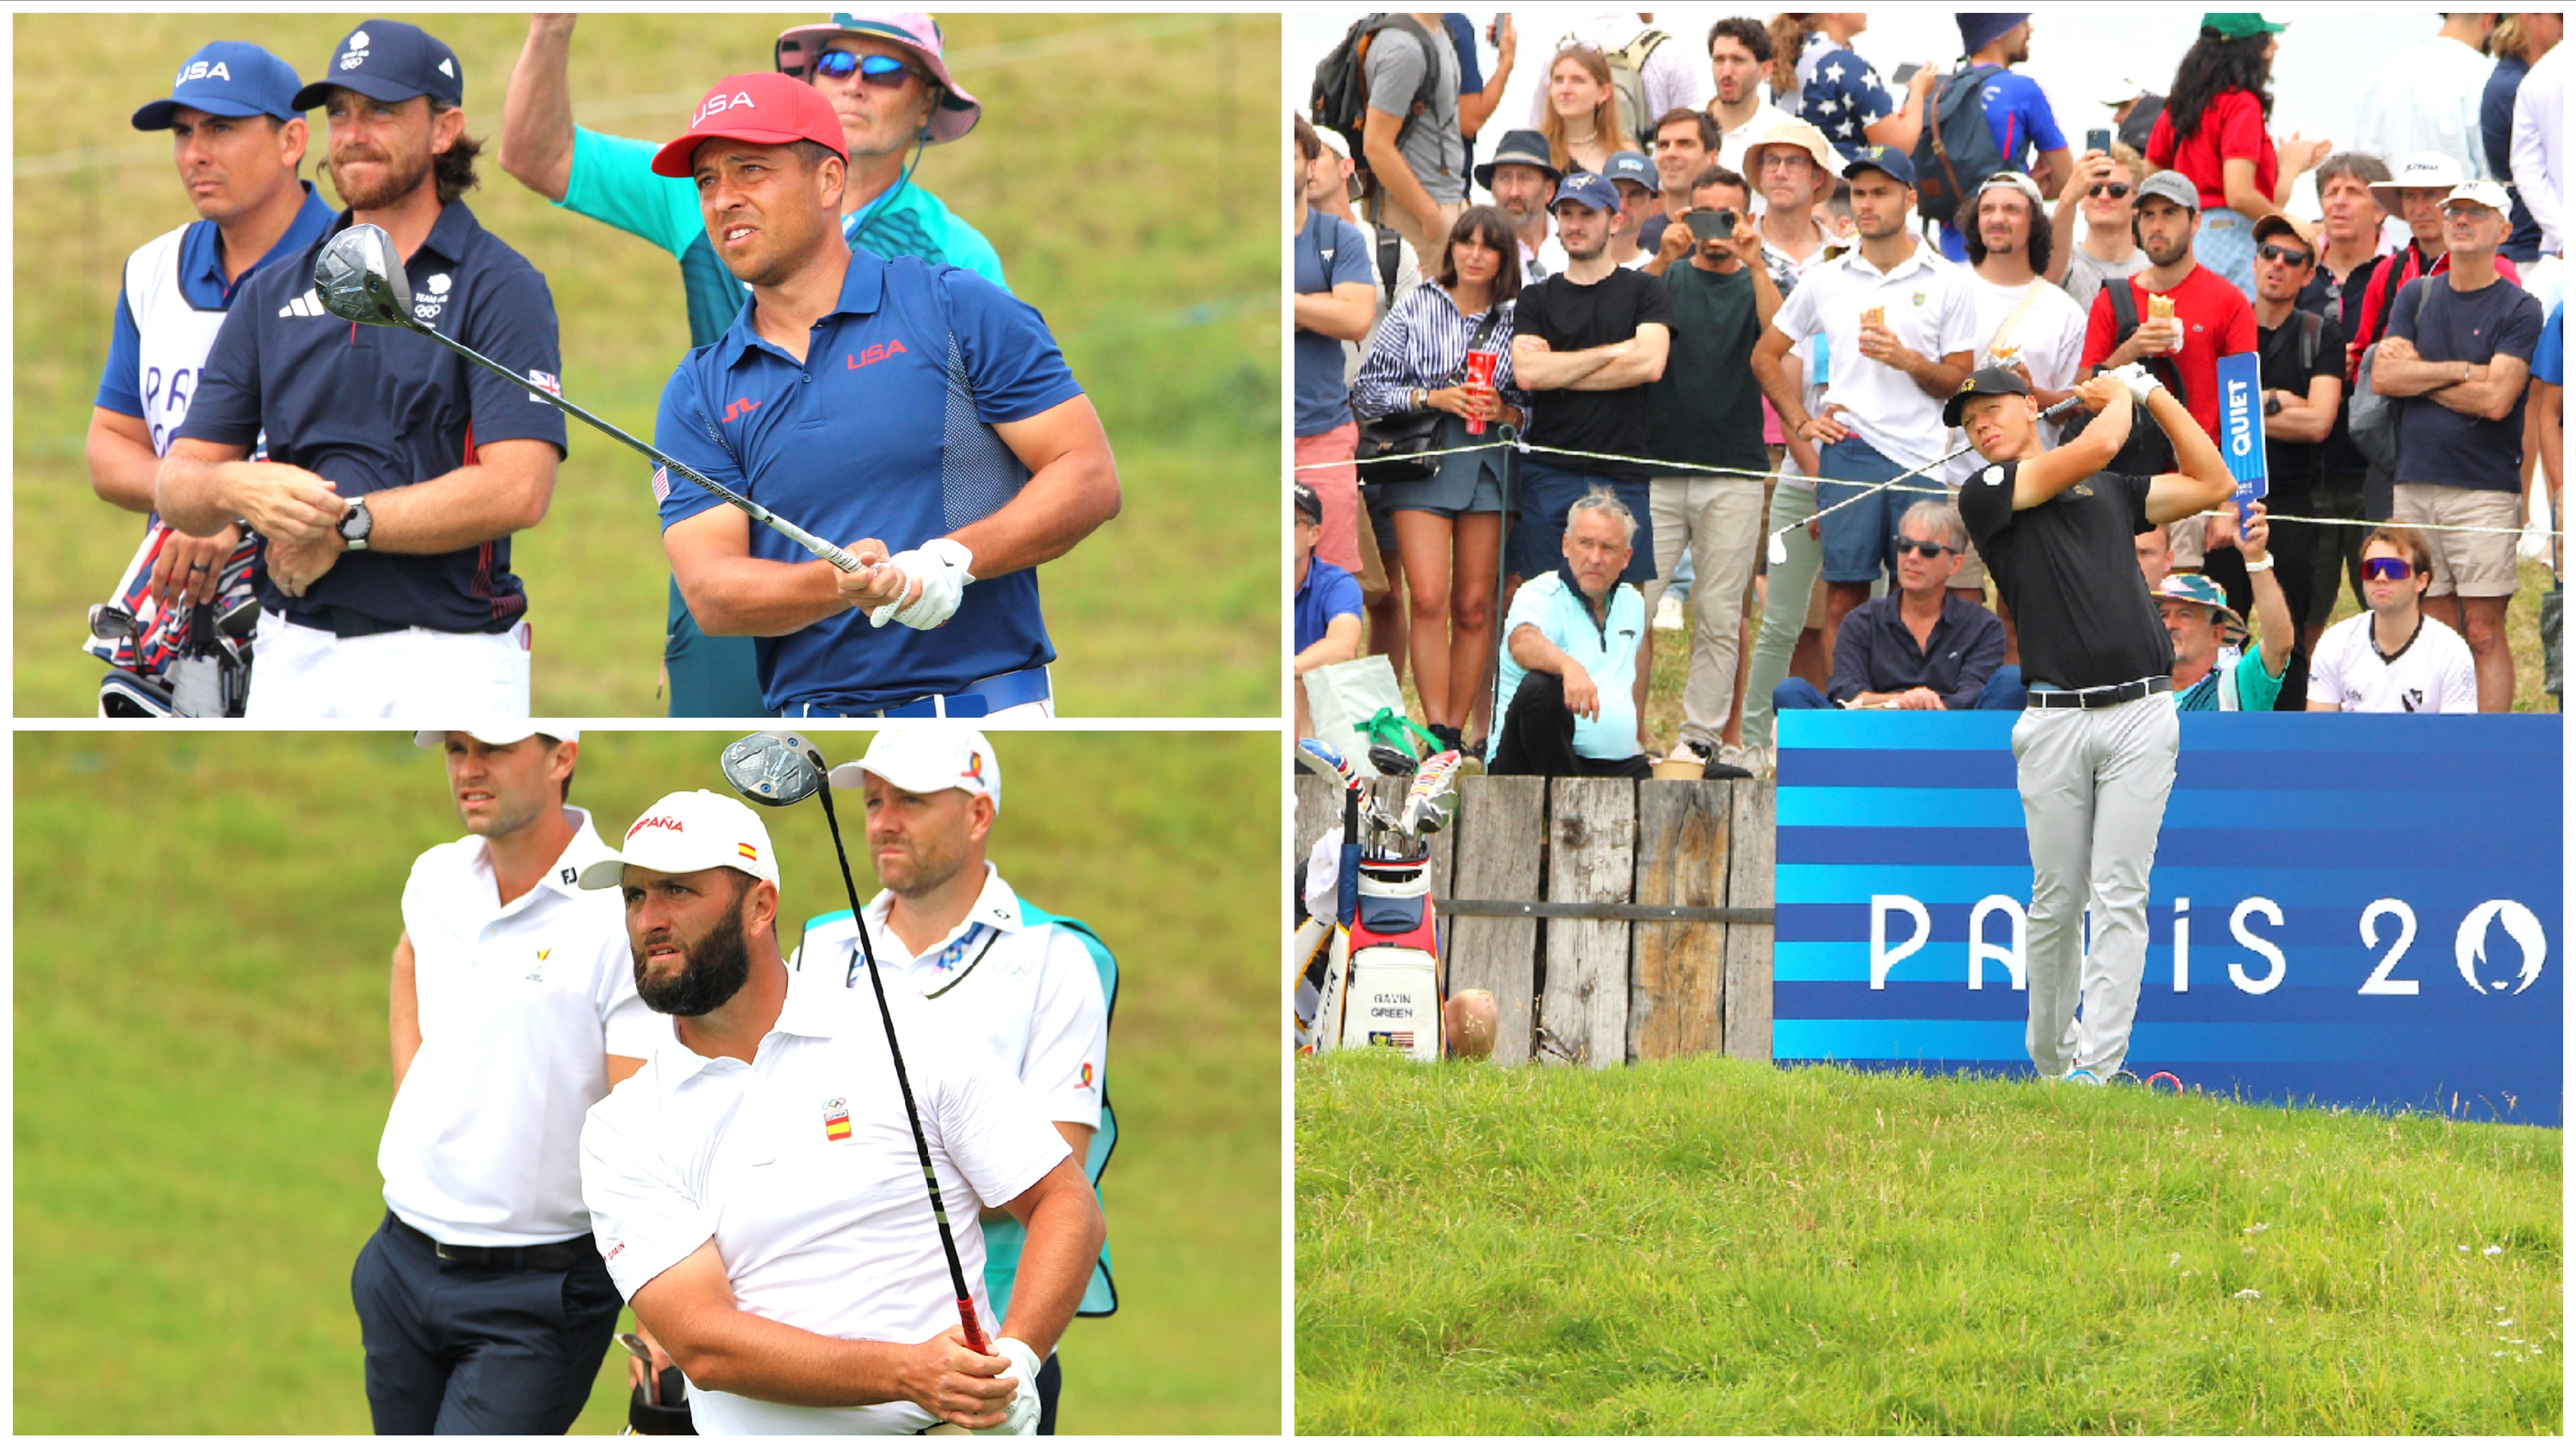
[1489,489,1652,777]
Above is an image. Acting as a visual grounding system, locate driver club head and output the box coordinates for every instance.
[720,730,828,809]
[313,222,415,327]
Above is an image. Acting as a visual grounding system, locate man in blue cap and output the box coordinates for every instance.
[497,12,1009,718]
[84,41,336,715]
[1933,14,2071,263]
[157,20,570,719]
[1601,150,1662,268]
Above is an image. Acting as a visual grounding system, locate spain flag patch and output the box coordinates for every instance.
[738,841,759,863]
[822,1096,851,1141]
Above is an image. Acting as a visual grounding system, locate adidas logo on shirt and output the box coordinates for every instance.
[278,288,328,318]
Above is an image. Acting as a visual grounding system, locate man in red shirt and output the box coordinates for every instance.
[2078,169,2257,601]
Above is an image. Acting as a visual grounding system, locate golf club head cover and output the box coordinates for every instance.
[975,1337,1043,1435]
[871,538,976,629]
[2107,360,2163,408]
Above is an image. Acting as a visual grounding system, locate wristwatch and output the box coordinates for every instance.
[2263,394,2283,417]
[337,494,373,551]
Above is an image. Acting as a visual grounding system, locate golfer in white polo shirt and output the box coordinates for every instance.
[352,726,653,1433]
[791,727,1118,1433]
[578,789,1105,1435]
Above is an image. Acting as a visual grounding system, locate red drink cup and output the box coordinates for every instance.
[1462,348,1500,435]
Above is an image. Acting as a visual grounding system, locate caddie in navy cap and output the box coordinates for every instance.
[292,20,464,112]
[1843,142,1916,190]
[1941,365,2034,426]
[132,41,306,129]
[1551,171,1620,213]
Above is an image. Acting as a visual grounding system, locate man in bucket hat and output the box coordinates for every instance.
[2155,502,2293,711]
[498,11,1008,718]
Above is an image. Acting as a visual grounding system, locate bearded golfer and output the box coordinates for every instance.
[645,73,1121,718]
[578,790,1105,1434]
[790,727,1118,1434]
[1950,364,2235,1084]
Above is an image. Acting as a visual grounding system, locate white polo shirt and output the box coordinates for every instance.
[2308,610,2478,713]
[1770,238,1976,470]
[385,806,660,1245]
[582,985,1068,1436]
[789,864,1108,1130]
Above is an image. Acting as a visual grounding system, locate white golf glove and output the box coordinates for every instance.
[974,1337,1043,1435]
[871,537,976,630]
[2108,361,2164,408]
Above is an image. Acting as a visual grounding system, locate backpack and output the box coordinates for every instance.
[1374,222,1403,306]
[1911,63,2007,230]
[1560,26,1672,150]
[1311,14,1441,185]
[2069,280,2187,475]
[2348,279,2434,474]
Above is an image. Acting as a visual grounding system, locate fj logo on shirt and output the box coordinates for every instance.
[560,867,577,884]
[822,1097,852,1141]
[848,339,909,369]
[722,397,764,424]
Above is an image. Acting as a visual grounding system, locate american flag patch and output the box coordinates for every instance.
[651,466,670,503]
[1367,1030,1414,1050]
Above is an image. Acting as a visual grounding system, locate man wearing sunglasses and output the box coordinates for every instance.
[2045,141,2149,317]
[2241,214,2346,696]
[1769,499,2016,713]
[500,11,1007,718]
[2305,528,2477,712]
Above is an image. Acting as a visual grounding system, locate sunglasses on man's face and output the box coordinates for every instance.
[1893,537,1958,559]
[2087,182,2132,200]
[2361,556,2416,582]
[814,50,919,87]
[2256,242,2313,268]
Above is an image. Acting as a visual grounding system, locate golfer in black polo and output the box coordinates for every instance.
[1951,364,2236,1085]
[157,20,566,718]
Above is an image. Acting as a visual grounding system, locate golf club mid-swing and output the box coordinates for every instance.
[717,731,997,1367]
[315,224,864,573]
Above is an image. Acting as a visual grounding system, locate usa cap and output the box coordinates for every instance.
[132,42,306,129]
[829,726,1000,812]
[292,20,464,113]
[652,72,849,177]
[579,790,780,890]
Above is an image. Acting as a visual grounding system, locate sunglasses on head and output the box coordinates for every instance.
[2361,556,2416,582]
[1893,537,1958,559]
[2255,241,2313,267]
[814,50,919,87]
[2087,182,2132,199]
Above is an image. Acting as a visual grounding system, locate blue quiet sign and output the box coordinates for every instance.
[1772,711,2562,1126]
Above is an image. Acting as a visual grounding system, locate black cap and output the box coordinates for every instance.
[1941,366,2033,427]
[1293,481,1323,523]
[293,20,464,112]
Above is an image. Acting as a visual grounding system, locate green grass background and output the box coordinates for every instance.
[14,12,1281,717]
[15,729,1280,1433]
[1299,1052,2560,1435]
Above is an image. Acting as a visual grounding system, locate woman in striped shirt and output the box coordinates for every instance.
[1352,205,1530,753]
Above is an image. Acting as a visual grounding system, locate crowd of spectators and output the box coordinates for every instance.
[1297,10,2565,777]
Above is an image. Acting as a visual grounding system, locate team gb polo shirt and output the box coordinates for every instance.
[176,201,570,634]
[580,985,1068,1435]
[651,249,1085,714]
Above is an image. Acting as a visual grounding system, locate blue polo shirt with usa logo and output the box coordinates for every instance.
[650,247,1083,713]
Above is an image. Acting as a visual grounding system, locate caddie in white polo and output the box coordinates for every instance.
[792,726,1119,1434]
[351,725,652,1433]
[577,788,1106,1435]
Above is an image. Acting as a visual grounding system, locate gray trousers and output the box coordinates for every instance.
[2010,692,2179,1078]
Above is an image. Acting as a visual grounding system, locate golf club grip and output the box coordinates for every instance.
[956,1297,992,1356]
[409,320,862,572]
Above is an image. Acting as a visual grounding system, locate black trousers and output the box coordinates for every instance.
[1037,1351,1062,1434]
[351,1209,622,1434]
[1487,671,1652,779]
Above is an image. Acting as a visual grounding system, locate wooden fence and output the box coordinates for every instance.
[1294,774,1777,1068]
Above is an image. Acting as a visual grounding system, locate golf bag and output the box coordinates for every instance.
[86,520,259,716]
[626,1367,693,1435]
[1293,741,1455,1063]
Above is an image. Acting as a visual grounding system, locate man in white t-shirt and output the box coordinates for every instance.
[2306,527,2478,712]
[578,789,1103,1435]
[788,728,1116,1434]
[1704,16,1797,177]
[353,726,655,1433]
[1947,171,2089,631]
[2352,13,2503,183]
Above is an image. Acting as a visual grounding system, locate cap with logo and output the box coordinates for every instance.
[1293,480,1324,523]
[412,726,582,748]
[829,726,1001,811]
[2199,13,2287,39]
[291,20,463,113]
[1473,130,1561,191]
[1842,144,1916,190]
[133,42,306,129]
[1942,365,2034,426]
[652,72,850,177]
[2369,150,2467,215]
[1602,150,1658,194]
[2152,571,2248,645]
[2442,179,2513,217]
[772,11,982,143]
[2135,168,2201,213]
[578,790,780,890]
[1551,171,1620,213]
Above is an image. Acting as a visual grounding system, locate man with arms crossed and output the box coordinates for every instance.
[791,728,1118,1435]
[1951,364,2235,1085]
[355,726,652,1433]
[500,10,1008,718]
[157,21,568,718]
[646,75,1119,718]
[580,790,1106,1434]
[87,42,336,713]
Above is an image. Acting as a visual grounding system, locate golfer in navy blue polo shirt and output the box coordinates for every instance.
[646,73,1121,718]
[158,20,567,719]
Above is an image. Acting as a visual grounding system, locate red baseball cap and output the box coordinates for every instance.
[650,72,849,178]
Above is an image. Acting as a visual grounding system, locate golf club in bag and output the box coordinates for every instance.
[618,1330,694,1435]
[314,225,864,573]
[718,731,999,1399]
[1294,741,1458,1062]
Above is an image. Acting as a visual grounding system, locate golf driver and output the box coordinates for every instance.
[716,731,996,1364]
[315,224,864,573]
